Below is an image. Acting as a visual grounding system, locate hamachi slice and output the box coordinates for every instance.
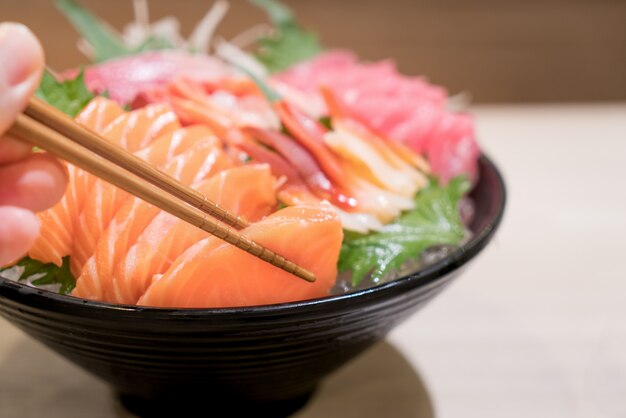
[28,98,124,266]
[72,140,233,302]
[138,205,343,308]
[111,164,277,305]
[70,127,218,275]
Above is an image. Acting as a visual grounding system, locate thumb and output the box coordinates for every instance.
[0,23,44,135]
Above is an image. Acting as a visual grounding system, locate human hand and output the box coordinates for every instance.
[0,23,67,265]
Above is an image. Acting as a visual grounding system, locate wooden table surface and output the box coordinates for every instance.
[1,104,624,417]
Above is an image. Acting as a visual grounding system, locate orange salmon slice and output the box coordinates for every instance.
[111,164,277,305]
[75,97,126,133]
[138,205,343,308]
[72,140,234,302]
[70,126,217,275]
[28,98,125,266]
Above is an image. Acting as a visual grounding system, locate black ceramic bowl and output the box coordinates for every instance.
[0,155,505,417]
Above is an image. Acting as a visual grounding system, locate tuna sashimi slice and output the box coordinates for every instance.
[274,50,480,182]
[112,164,277,305]
[138,205,343,308]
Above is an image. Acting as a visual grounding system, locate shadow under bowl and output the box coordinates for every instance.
[0,155,505,417]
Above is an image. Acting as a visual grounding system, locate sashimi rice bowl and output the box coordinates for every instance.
[0,0,505,415]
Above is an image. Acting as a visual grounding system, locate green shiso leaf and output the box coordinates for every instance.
[36,69,95,117]
[55,0,173,63]
[250,0,323,73]
[338,177,471,286]
[0,256,76,295]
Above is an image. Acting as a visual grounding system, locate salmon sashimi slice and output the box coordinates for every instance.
[133,125,218,163]
[28,98,125,266]
[70,127,218,275]
[99,103,181,152]
[112,164,277,304]
[73,140,234,302]
[74,97,126,133]
[138,205,343,308]
[28,165,82,266]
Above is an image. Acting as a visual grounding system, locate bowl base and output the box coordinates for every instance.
[117,389,315,418]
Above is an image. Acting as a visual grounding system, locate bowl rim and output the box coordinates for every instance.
[0,154,506,317]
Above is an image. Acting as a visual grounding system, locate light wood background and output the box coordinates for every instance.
[3,0,626,103]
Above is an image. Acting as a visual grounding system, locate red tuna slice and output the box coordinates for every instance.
[274,50,445,105]
[274,50,479,183]
[425,112,480,183]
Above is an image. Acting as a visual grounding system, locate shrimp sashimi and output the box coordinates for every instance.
[70,127,218,275]
[28,98,125,266]
[112,164,277,304]
[73,140,234,302]
[138,205,343,308]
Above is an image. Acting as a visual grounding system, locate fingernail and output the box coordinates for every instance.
[0,22,43,87]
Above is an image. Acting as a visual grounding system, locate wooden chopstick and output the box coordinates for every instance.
[9,112,317,283]
[26,97,249,230]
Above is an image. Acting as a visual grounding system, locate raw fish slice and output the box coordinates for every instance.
[237,135,384,234]
[71,127,218,275]
[276,101,348,189]
[77,51,234,105]
[74,97,126,132]
[138,205,342,308]
[28,99,124,266]
[167,78,280,131]
[97,103,181,153]
[73,141,233,301]
[134,125,218,163]
[71,103,181,229]
[244,127,357,211]
[28,165,82,266]
[113,164,277,304]
[324,119,427,197]
[321,87,431,174]
[274,50,478,182]
[424,112,479,183]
